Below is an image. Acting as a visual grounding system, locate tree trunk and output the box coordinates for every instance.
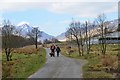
[88,36,91,54]
[5,48,10,61]
[80,38,84,56]
[81,44,84,56]
[6,54,10,61]
[35,31,38,49]
[85,21,89,54]
[76,37,81,56]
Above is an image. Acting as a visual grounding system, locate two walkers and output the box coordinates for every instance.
[50,44,61,57]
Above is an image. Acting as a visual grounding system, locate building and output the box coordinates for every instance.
[91,31,120,44]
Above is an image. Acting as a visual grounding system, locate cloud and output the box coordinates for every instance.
[48,2,118,18]
[1,0,119,2]
[0,2,51,12]
[0,11,3,27]
[0,1,118,18]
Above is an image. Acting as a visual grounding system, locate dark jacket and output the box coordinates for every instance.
[50,45,55,53]
[56,47,61,52]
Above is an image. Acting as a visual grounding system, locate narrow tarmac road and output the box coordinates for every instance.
[28,48,87,78]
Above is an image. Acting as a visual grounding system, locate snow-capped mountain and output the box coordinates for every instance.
[17,21,30,27]
[106,19,118,32]
[16,22,54,42]
[56,32,66,41]
[16,22,33,37]
[40,31,54,42]
[15,19,118,42]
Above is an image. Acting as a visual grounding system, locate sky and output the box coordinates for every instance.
[0,0,119,36]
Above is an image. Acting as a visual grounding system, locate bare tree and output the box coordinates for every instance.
[66,21,82,56]
[84,21,89,54]
[96,14,108,55]
[27,27,41,49]
[84,21,95,54]
[2,20,15,61]
[78,24,85,56]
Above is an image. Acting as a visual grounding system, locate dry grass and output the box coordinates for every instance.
[2,45,46,78]
[100,55,118,71]
[0,63,2,79]
[0,50,2,79]
[13,45,41,54]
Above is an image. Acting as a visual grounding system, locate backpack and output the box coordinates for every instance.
[56,47,61,52]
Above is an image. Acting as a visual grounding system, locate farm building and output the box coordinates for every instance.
[90,31,120,44]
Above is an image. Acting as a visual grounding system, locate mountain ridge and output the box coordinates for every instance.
[16,23,55,42]
[16,19,118,42]
[55,19,118,41]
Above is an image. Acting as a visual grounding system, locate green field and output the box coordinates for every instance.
[60,43,119,78]
[2,45,46,79]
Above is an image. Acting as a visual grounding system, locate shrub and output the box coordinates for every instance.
[102,55,118,67]
[112,61,118,71]
[101,55,118,73]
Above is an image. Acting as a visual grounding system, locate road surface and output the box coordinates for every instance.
[28,48,87,78]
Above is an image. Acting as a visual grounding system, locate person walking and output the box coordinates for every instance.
[56,45,61,57]
[50,44,56,57]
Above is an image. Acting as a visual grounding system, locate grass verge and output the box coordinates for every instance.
[60,44,119,78]
[2,46,46,79]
